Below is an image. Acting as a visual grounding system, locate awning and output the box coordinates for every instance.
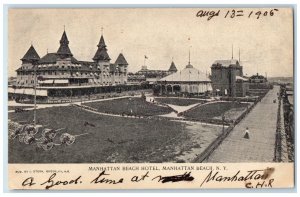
[8,87,48,96]
[54,79,68,84]
[9,88,26,94]
[38,79,54,84]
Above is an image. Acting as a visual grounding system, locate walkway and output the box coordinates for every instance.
[205,86,280,162]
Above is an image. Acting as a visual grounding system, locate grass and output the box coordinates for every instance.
[83,97,174,116]
[155,98,207,106]
[8,106,197,163]
[183,102,250,121]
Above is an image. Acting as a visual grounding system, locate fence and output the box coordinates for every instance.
[17,89,153,104]
[274,91,282,162]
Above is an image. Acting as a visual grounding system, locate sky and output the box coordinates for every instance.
[8,8,294,77]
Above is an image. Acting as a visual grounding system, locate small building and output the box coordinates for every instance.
[128,61,178,86]
[248,73,272,96]
[136,61,178,80]
[156,61,212,96]
[236,76,250,97]
[127,73,146,85]
[210,59,248,97]
[249,73,268,83]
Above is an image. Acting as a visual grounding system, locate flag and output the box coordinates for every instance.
[144,55,148,59]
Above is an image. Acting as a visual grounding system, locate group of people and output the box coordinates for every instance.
[8,120,88,151]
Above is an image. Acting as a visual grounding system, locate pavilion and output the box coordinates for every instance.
[156,60,212,95]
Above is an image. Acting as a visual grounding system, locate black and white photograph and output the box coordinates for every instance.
[5,6,295,190]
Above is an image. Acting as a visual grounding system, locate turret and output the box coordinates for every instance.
[93,35,111,62]
[168,61,178,73]
[57,30,73,59]
[21,45,40,64]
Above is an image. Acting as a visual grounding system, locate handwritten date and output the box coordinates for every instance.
[196,9,279,21]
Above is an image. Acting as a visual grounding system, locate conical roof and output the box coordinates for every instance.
[168,61,177,72]
[21,45,40,62]
[93,35,111,61]
[160,67,210,82]
[115,53,128,65]
[97,35,106,48]
[57,31,73,57]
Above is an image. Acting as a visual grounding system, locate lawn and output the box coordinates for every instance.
[83,97,174,116]
[155,98,207,106]
[183,101,250,121]
[8,106,222,163]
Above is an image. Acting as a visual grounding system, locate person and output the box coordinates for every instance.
[244,127,250,139]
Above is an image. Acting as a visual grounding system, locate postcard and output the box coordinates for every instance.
[7,7,294,190]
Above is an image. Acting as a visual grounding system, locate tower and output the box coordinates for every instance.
[93,35,111,62]
[115,53,129,84]
[19,45,40,86]
[57,30,73,59]
[93,32,111,85]
[21,45,40,65]
[115,53,128,68]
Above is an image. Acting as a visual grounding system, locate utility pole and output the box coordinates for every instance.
[231,44,233,59]
[33,63,37,127]
[222,114,225,133]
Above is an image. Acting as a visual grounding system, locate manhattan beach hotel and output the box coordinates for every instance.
[10,29,129,100]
